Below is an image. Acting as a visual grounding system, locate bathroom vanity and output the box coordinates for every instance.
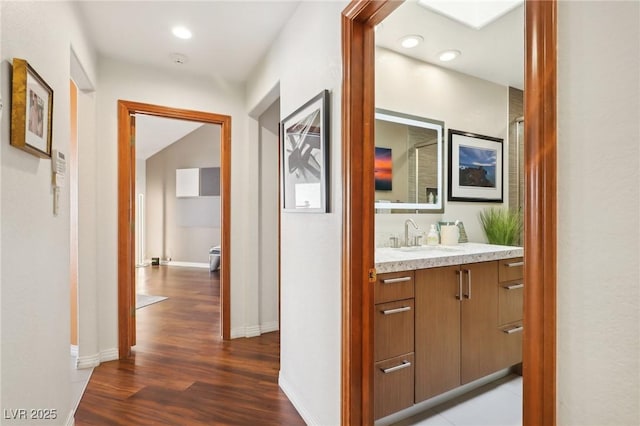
[373,243,524,420]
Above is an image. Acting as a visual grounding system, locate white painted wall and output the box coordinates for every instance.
[145,125,221,264]
[93,57,252,349]
[375,48,509,245]
[0,1,96,423]
[76,88,102,367]
[246,1,346,424]
[557,2,640,424]
[258,99,280,333]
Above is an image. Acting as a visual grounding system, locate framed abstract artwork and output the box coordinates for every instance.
[281,90,330,212]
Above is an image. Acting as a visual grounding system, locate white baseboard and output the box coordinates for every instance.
[166,261,209,269]
[244,325,262,338]
[76,353,100,369]
[70,345,78,357]
[279,373,319,425]
[260,321,279,334]
[76,348,118,369]
[64,410,75,426]
[230,321,280,339]
[100,348,119,362]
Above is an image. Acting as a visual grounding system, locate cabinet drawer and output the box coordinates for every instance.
[499,257,524,282]
[375,299,414,361]
[374,353,415,420]
[375,271,414,304]
[499,322,523,368]
[499,281,524,325]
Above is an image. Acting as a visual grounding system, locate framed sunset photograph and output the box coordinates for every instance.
[374,147,392,191]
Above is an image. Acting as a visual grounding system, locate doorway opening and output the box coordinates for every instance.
[341,1,557,425]
[117,100,232,358]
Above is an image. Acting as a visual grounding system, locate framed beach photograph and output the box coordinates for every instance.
[448,129,503,202]
[281,90,330,212]
[10,58,53,158]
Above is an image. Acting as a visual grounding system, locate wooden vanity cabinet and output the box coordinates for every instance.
[414,265,461,401]
[415,261,501,402]
[460,261,501,384]
[374,271,415,419]
[497,257,524,368]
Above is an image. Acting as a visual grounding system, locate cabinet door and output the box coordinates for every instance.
[415,265,461,402]
[375,271,415,304]
[374,299,414,362]
[374,353,415,420]
[460,261,501,384]
[499,322,524,368]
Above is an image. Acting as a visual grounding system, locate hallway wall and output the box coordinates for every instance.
[557,1,640,424]
[0,1,97,423]
[246,1,347,424]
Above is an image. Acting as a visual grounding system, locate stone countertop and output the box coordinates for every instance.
[375,242,524,273]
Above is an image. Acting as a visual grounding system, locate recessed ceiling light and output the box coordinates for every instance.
[400,35,423,49]
[439,49,461,62]
[172,26,192,40]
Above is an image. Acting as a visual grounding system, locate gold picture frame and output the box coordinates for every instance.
[10,58,53,158]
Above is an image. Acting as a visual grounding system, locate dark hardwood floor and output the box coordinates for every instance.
[75,266,304,426]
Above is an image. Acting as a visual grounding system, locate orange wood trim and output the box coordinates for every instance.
[523,1,557,425]
[117,101,133,359]
[129,114,137,347]
[220,113,232,341]
[341,1,402,424]
[117,100,232,359]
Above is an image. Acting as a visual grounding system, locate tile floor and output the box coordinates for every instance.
[393,375,522,426]
[69,356,93,415]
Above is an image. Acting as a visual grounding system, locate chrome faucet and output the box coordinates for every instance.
[404,218,419,246]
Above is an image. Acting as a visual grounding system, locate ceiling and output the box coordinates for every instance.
[75,1,523,158]
[75,1,300,83]
[375,0,524,90]
[135,116,206,160]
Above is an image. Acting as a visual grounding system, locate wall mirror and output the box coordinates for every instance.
[374,108,444,213]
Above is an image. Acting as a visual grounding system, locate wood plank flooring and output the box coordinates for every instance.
[75,266,304,426]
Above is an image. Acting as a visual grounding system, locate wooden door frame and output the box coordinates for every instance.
[341,1,557,425]
[118,100,232,359]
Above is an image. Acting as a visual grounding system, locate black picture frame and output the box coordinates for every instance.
[280,90,330,212]
[448,129,503,202]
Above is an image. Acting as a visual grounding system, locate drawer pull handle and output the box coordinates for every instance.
[382,277,412,284]
[381,306,411,315]
[503,283,524,290]
[504,326,524,334]
[381,361,411,374]
[505,261,524,268]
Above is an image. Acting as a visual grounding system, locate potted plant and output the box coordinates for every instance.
[478,207,523,246]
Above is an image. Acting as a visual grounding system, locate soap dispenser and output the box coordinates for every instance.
[426,224,439,246]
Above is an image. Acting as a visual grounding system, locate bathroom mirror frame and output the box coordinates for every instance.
[374,108,445,213]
